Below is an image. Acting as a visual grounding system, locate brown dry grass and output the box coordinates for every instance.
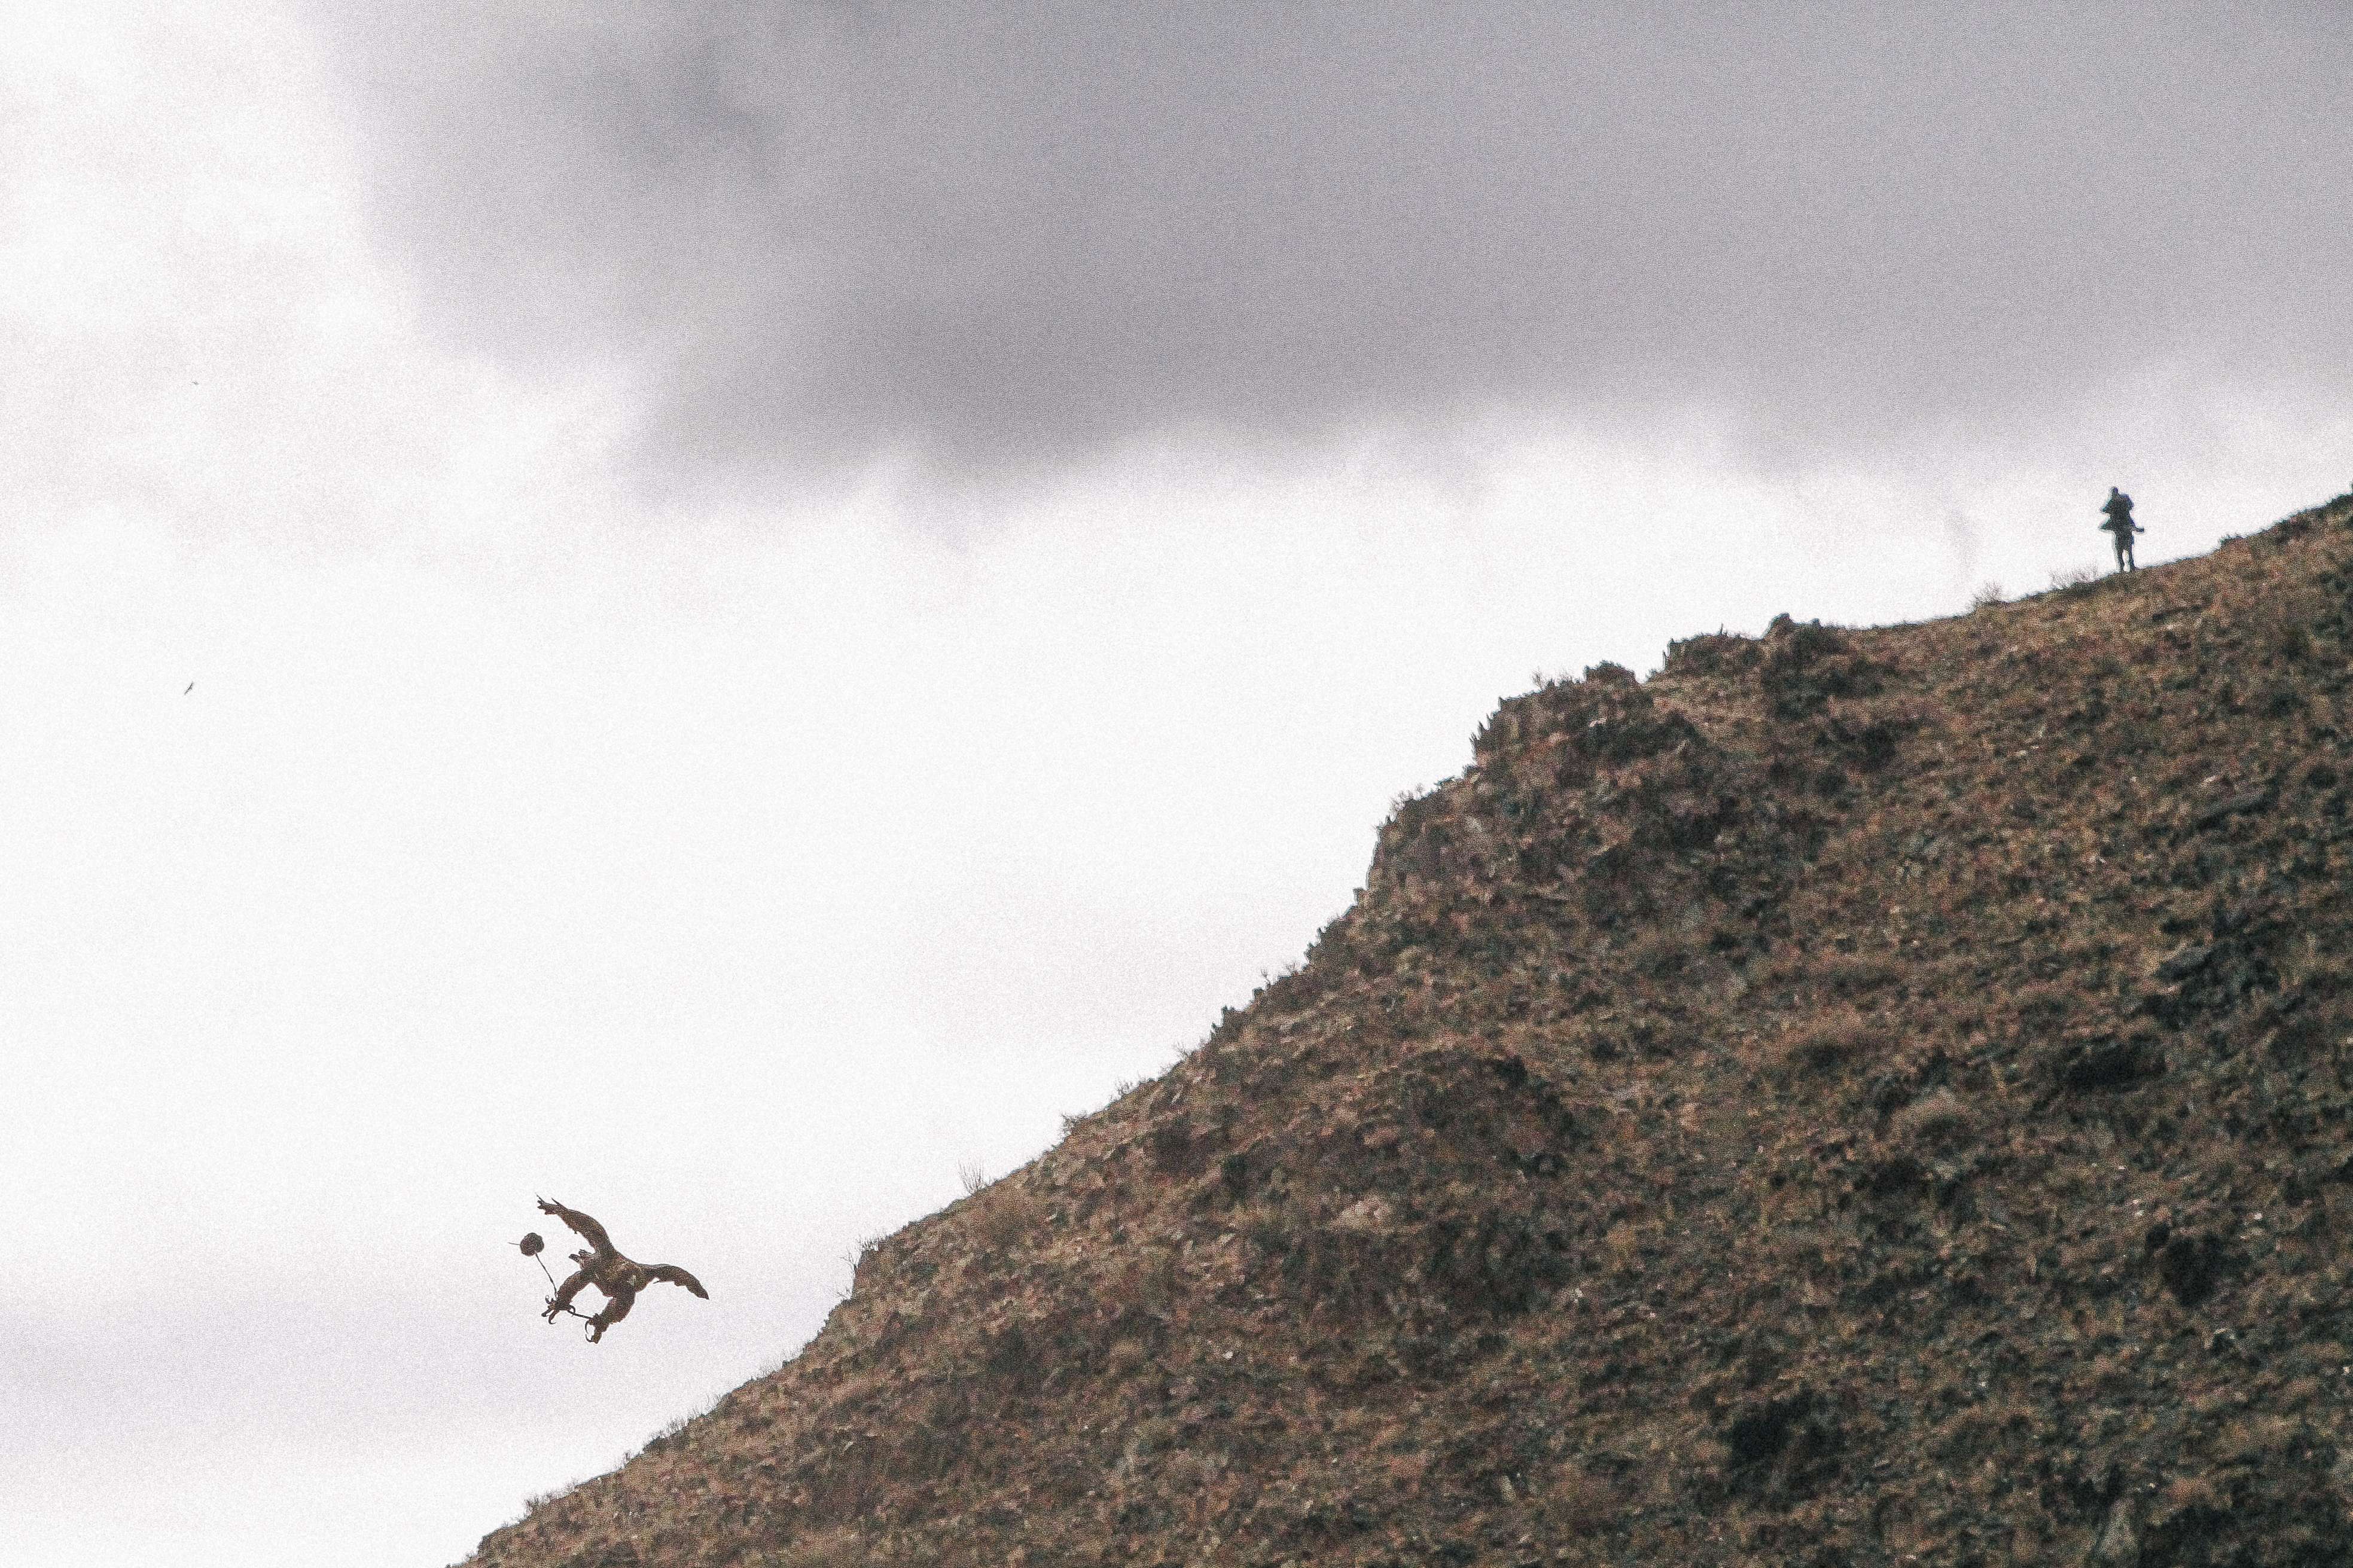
[464,491,2353,1568]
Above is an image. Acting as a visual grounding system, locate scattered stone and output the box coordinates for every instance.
[2156,943,2218,983]
[2192,788,2275,829]
[2089,1496,2139,1564]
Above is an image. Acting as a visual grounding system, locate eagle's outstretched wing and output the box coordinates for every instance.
[646,1264,709,1299]
[537,1198,614,1256]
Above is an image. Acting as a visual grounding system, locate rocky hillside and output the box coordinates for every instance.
[470,492,2353,1567]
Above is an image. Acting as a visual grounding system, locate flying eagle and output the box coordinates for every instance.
[535,1197,709,1343]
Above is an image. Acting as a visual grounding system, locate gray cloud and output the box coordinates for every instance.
[313,2,2353,484]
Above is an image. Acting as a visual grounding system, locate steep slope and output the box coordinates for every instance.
[470,492,2353,1568]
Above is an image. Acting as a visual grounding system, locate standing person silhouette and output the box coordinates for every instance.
[2099,487,2143,572]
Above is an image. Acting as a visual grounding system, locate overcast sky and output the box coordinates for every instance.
[5,4,2349,1564]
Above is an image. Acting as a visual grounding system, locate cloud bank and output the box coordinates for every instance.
[316,2,2352,484]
